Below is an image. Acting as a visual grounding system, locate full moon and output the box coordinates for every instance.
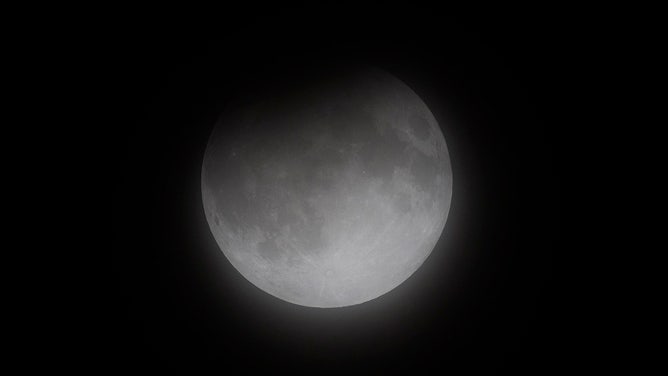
[202,68,452,307]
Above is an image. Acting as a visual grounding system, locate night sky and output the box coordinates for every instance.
[85,6,565,372]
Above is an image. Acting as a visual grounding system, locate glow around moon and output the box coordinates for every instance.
[202,68,452,307]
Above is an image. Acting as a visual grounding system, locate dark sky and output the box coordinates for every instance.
[82,5,566,373]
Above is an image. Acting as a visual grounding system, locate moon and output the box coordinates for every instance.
[202,68,452,307]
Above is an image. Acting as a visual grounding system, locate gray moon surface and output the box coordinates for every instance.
[202,68,452,307]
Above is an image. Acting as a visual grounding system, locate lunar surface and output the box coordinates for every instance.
[202,68,452,307]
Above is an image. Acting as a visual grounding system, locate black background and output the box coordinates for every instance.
[86,5,565,373]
